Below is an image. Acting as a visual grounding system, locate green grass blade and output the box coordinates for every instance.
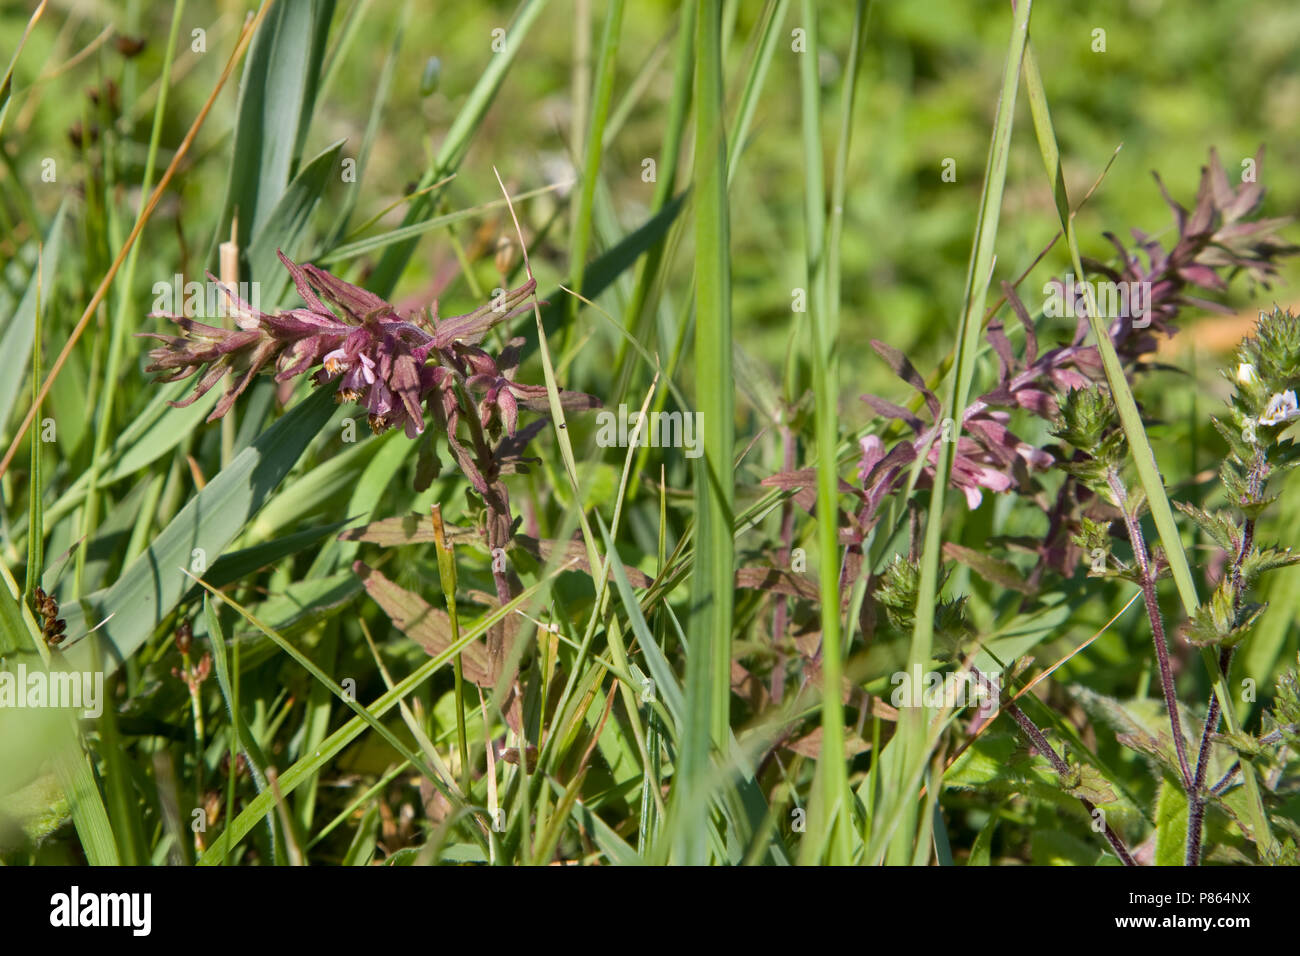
[796,0,852,864]
[563,0,625,349]
[0,201,66,440]
[246,138,346,303]
[59,388,339,676]
[1019,40,1274,857]
[365,0,551,296]
[673,0,735,866]
[892,0,1032,865]
[217,0,335,253]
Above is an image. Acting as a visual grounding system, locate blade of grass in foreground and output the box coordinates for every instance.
[796,0,852,865]
[0,201,66,442]
[59,388,338,675]
[612,0,694,392]
[0,562,119,864]
[886,0,1032,866]
[198,577,553,864]
[1018,41,1275,857]
[673,0,735,866]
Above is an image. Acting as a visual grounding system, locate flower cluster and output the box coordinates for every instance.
[1084,149,1295,351]
[141,251,598,443]
[1225,307,1300,457]
[842,151,1297,574]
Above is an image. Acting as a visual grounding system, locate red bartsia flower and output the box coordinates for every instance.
[140,251,587,439]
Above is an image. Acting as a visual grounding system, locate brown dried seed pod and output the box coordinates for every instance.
[114,35,146,57]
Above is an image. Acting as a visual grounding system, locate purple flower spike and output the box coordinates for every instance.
[140,251,599,442]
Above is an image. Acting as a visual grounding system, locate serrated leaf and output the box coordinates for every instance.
[1069,685,1188,783]
[1178,581,1266,649]
[1173,501,1240,552]
[1242,546,1300,583]
[1063,759,1117,806]
[946,733,1052,791]
[1212,730,1266,759]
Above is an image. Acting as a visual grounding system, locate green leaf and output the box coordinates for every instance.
[1061,759,1117,807]
[675,0,735,866]
[60,388,338,676]
[1177,580,1266,649]
[1174,502,1241,553]
[0,200,67,437]
[246,138,346,306]
[1241,546,1300,585]
[947,732,1052,792]
[943,543,1032,594]
[1069,685,1187,783]
[1154,780,1189,866]
[218,0,336,252]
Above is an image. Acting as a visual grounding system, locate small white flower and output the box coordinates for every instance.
[1236,363,1260,387]
[1259,390,1299,426]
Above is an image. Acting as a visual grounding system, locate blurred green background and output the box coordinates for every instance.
[5,0,1298,398]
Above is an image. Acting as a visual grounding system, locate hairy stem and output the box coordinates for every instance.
[1001,691,1136,866]
[1106,468,1194,790]
[968,665,1134,865]
[456,388,523,726]
[1186,505,1257,864]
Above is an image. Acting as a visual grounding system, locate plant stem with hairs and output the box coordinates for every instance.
[970,664,1136,866]
[1005,704,1137,866]
[1186,447,1266,863]
[1105,468,1194,791]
